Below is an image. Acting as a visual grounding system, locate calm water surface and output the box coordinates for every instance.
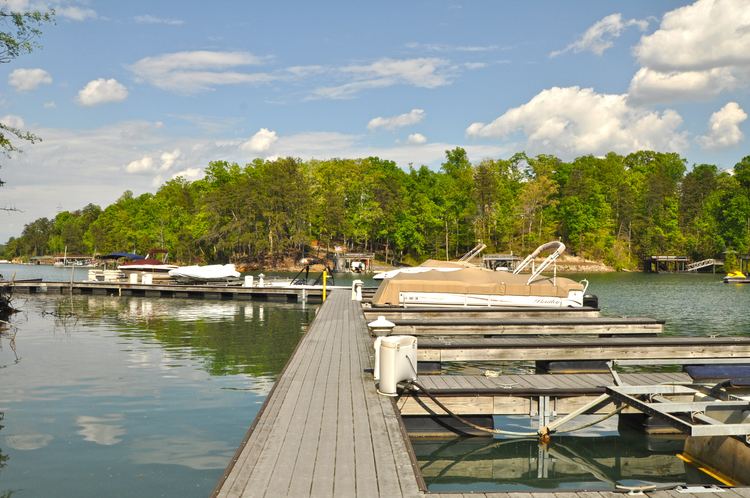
[0,293,314,497]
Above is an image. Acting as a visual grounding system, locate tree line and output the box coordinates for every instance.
[3,148,750,270]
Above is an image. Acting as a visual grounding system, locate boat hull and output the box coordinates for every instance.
[398,290,585,308]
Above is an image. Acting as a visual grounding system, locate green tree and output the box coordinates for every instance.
[0,7,54,192]
[440,147,475,258]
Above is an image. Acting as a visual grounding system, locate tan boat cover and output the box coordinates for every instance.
[418,259,475,268]
[371,267,584,306]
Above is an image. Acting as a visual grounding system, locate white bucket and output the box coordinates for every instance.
[141,273,153,285]
[244,275,254,287]
[374,335,417,396]
[128,273,139,284]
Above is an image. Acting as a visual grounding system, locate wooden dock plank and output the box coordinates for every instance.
[333,300,357,496]
[244,297,335,496]
[309,300,344,497]
[390,316,664,337]
[217,301,318,496]
[349,300,379,498]
[418,335,750,363]
[284,299,339,496]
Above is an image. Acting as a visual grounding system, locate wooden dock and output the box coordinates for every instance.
[417,335,750,363]
[1,280,323,302]
[213,290,421,498]
[213,291,750,497]
[388,316,663,336]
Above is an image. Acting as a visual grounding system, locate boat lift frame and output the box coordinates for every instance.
[606,384,750,439]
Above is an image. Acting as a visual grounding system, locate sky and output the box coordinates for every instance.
[0,0,749,242]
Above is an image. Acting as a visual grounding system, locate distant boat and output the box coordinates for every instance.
[168,264,240,283]
[723,270,750,283]
[118,249,177,278]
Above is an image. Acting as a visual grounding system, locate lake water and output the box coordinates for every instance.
[0,292,314,497]
[0,266,745,495]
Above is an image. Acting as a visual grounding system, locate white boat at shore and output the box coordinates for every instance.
[168,264,240,283]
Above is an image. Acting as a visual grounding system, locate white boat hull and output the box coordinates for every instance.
[399,290,585,308]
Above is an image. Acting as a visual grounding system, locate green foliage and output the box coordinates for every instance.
[0,7,54,189]
[3,149,750,270]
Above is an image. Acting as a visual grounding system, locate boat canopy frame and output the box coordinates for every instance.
[513,241,565,285]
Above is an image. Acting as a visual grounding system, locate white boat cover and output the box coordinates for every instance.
[168,264,240,281]
[371,267,584,306]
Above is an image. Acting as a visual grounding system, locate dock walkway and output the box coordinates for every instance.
[214,291,750,497]
[214,290,421,498]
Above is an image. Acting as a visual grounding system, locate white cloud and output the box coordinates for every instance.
[0,114,25,128]
[551,13,648,57]
[171,167,203,180]
[130,50,273,93]
[125,156,154,174]
[466,86,687,157]
[43,100,56,108]
[313,58,451,99]
[160,149,181,171]
[240,128,278,153]
[407,133,427,145]
[0,0,31,10]
[0,1,96,20]
[76,78,128,106]
[56,5,97,21]
[405,42,501,52]
[368,109,425,131]
[134,14,184,26]
[700,102,747,149]
[8,68,52,91]
[630,0,750,102]
[628,67,737,103]
[635,0,750,72]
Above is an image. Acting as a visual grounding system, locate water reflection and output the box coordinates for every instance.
[130,436,236,470]
[413,435,720,492]
[3,433,53,451]
[0,295,314,498]
[76,415,126,446]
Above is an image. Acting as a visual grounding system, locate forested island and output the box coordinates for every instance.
[2,147,750,270]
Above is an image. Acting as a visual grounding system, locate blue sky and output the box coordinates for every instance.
[1,0,749,242]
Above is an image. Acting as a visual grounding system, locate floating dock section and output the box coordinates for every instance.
[1,280,323,302]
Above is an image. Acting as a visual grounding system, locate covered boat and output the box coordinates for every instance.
[168,264,240,283]
[371,267,586,308]
[371,241,589,308]
[117,249,177,276]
